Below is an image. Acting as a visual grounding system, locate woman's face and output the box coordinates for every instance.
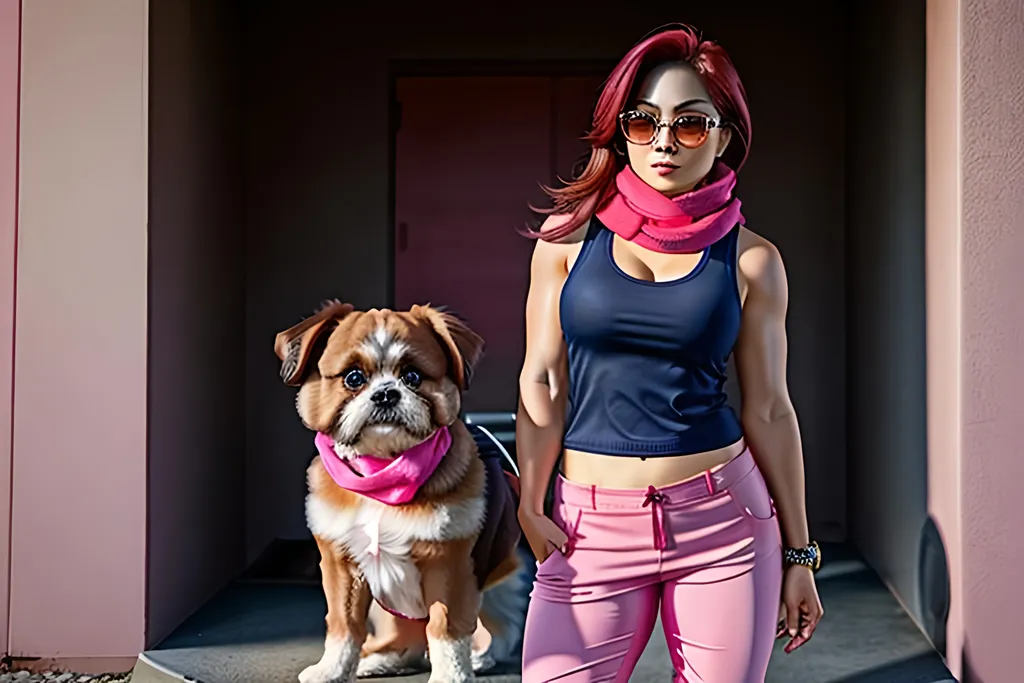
[622,62,732,196]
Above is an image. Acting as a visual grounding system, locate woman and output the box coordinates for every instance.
[516,25,824,682]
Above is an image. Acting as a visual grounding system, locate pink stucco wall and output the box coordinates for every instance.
[0,0,20,655]
[959,0,1024,680]
[9,0,148,658]
[927,0,1024,680]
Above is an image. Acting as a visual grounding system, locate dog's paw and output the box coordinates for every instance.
[470,647,496,673]
[357,649,427,678]
[426,636,475,683]
[298,662,354,683]
[299,636,360,683]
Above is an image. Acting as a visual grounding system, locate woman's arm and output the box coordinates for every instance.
[734,228,824,651]
[733,229,809,550]
[516,223,572,517]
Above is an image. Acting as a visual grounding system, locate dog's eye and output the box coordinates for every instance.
[400,367,422,388]
[343,369,367,390]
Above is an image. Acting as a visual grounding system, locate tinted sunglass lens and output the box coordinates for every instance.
[673,115,710,147]
[623,115,656,144]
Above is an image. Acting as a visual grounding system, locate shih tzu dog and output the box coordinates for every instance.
[274,300,526,683]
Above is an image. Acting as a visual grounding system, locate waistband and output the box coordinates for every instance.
[554,448,757,511]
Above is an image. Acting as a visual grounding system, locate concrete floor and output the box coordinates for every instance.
[133,542,955,683]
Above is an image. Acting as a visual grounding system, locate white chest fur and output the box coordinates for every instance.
[306,492,486,620]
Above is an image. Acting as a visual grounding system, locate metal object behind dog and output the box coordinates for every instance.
[464,412,519,477]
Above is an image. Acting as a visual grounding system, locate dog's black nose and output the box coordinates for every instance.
[370,387,401,408]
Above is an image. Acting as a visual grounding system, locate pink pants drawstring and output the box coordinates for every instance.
[643,485,670,550]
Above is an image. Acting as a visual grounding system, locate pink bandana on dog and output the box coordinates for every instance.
[313,426,451,506]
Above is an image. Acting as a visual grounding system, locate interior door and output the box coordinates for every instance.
[394,74,603,412]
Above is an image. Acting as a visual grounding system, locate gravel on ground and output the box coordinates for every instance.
[0,672,131,682]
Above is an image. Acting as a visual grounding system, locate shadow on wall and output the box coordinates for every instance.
[916,515,950,658]
[960,644,984,683]
[844,0,928,636]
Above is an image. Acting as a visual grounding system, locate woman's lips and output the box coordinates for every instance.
[653,163,679,176]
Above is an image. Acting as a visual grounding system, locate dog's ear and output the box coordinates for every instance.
[274,299,355,386]
[413,305,485,391]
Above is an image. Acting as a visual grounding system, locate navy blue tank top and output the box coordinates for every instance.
[559,217,743,457]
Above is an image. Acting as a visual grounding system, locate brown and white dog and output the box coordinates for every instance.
[274,301,527,683]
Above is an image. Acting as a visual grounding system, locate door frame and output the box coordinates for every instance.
[385,58,616,308]
[0,0,21,658]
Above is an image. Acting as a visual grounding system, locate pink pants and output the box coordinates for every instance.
[520,449,783,683]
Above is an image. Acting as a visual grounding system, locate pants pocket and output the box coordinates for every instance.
[535,547,564,574]
[535,500,589,582]
[725,465,777,522]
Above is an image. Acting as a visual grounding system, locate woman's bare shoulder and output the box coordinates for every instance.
[737,225,787,295]
[536,213,592,247]
[738,224,777,251]
[526,214,588,274]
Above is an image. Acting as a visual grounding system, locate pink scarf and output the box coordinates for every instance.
[313,426,451,505]
[595,160,744,254]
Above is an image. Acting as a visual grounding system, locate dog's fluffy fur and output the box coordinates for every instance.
[275,301,528,683]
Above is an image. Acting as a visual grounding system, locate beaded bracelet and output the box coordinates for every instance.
[783,540,821,571]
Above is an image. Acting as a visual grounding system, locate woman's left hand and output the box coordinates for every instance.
[776,565,823,653]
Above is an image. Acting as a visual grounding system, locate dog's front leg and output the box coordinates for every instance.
[300,535,371,683]
[420,544,480,683]
[357,602,428,676]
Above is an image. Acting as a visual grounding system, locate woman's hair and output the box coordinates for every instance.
[526,24,751,242]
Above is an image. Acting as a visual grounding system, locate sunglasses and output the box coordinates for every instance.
[618,110,724,149]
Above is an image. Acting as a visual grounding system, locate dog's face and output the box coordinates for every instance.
[274,301,485,458]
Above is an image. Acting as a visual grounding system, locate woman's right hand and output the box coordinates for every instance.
[518,508,569,564]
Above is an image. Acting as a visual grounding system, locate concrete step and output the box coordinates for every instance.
[132,543,954,682]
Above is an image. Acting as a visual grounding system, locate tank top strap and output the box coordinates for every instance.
[707,223,741,272]
[583,215,605,244]
[571,215,608,266]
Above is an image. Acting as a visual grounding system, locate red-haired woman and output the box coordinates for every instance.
[516,25,823,682]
